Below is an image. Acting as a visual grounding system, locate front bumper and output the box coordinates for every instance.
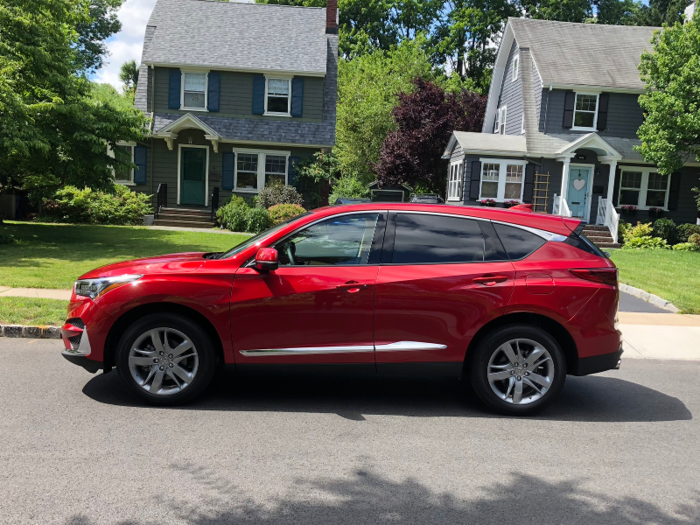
[61,322,102,374]
[574,347,623,376]
[62,350,102,373]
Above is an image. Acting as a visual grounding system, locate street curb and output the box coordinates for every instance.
[0,325,61,339]
[619,283,680,313]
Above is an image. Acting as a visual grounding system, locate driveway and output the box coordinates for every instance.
[1,340,698,525]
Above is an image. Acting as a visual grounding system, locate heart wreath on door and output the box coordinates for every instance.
[573,178,586,191]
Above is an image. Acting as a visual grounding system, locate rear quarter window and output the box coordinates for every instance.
[493,223,546,260]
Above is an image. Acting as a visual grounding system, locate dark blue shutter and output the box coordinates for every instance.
[596,93,609,131]
[469,161,481,201]
[222,152,235,190]
[668,172,681,210]
[291,78,304,117]
[252,76,265,115]
[288,156,301,187]
[563,91,576,128]
[523,164,535,203]
[207,72,220,112]
[134,146,148,185]
[168,70,181,110]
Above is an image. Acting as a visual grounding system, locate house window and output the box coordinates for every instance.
[512,55,519,82]
[266,78,291,115]
[573,93,598,130]
[494,106,507,135]
[447,162,463,201]
[618,168,671,209]
[182,72,207,110]
[234,150,290,192]
[479,159,526,202]
[109,143,135,184]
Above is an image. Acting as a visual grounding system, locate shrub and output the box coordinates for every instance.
[618,221,633,245]
[43,185,152,225]
[268,203,306,225]
[216,199,249,232]
[221,195,248,208]
[677,223,700,243]
[0,234,16,245]
[256,184,303,209]
[245,207,272,233]
[329,175,370,205]
[627,222,654,240]
[622,236,669,250]
[653,218,677,244]
[672,242,700,251]
[690,233,700,247]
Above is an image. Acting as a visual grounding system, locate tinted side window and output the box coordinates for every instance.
[392,214,485,264]
[276,213,379,266]
[493,223,546,260]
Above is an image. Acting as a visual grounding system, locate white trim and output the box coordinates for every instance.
[144,61,326,78]
[478,158,527,202]
[512,54,520,82]
[177,144,209,206]
[521,114,525,134]
[571,92,600,132]
[567,163,596,221]
[263,76,292,117]
[232,147,291,193]
[447,160,463,201]
[544,83,644,95]
[555,132,622,159]
[158,113,219,136]
[617,166,672,211]
[109,141,136,185]
[495,105,507,135]
[180,70,209,112]
[482,23,515,133]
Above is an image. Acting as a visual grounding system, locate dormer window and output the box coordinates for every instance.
[266,78,291,115]
[512,55,519,82]
[182,72,208,110]
[572,93,599,130]
[494,106,507,134]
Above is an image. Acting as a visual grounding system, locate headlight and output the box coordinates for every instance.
[74,274,143,299]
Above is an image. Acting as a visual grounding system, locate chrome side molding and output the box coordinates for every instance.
[374,341,447,352]
[240,341,446,357]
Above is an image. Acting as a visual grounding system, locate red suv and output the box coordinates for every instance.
[61,204,621,415]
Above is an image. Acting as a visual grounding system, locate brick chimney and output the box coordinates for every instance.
[326,0,338,34]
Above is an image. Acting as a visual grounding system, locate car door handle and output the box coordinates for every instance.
[336,281,369,293]
[473,275,509,286]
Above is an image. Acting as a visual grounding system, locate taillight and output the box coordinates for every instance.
[570,268,618,287]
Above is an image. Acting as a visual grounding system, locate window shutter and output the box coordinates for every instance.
[168,70,181,110]
[668,172,682,210]
[612,166,621,206]
[597,93,609,131]
[523,164,536,203]
[469,160,481,201]
[208,72,221,112]
[563,92,576,129]
[134,146,148,185]
[222,152,234,190]
[291,78,304,117]
[252,75,265,115]
[288,156,301,187]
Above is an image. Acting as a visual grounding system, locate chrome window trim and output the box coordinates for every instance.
[240,341,446,357]
[490,219,568,242]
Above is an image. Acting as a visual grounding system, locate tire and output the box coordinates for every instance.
[116,313,218,406]
[469,324,566,416]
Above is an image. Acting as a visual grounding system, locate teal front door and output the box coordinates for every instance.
[180,147,207,206]
[568,167,591,219]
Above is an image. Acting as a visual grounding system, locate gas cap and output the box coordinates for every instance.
[526,273,554,295]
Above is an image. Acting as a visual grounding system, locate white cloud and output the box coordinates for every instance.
[94,0,158,88]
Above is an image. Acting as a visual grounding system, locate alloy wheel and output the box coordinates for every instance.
[128,328,199,396]
[487,338,554,405]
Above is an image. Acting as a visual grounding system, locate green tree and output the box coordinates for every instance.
[119,60,140,91]
[636,0,689,26]
[75,0,124,74]
[636,11,700,176]
[521,0,593,22]
[0,0,147,202]
[592,0,641,25]
[335,39,435,182]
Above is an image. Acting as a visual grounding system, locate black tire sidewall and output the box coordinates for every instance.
[469,325,566,416]
[116,313,217,406]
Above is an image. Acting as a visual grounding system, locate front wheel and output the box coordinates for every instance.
[116,314,217,406]
[469,325,566,416]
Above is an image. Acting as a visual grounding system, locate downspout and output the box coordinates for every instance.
[543,85,552,134]
[150,64,155,201]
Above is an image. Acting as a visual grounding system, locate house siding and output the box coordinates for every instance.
[153,67,325,123]
[495,41,524,135]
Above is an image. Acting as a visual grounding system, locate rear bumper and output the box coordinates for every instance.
[62,350,102,373]
[574,347,623,376]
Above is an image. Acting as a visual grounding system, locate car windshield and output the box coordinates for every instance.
[218,212,312,259]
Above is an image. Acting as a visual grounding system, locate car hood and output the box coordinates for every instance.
[79,252,207,279]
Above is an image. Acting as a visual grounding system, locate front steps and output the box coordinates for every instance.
[582,225,621,249]
[154,207,215,229]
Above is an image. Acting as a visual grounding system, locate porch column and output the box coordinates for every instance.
[601,158,618,202]
[558,155,573,202]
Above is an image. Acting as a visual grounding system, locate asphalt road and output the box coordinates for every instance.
[1,340,699,525]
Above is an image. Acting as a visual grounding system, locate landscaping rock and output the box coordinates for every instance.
[43,326,62,339]
[3,325,24,338]
[23,326,43,339]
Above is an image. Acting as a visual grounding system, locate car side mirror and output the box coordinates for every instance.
[255,247,278,272]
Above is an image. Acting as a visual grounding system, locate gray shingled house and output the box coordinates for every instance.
[121,0,338,225]
[443,18,700,247]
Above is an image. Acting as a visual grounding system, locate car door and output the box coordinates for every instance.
[231,212,385,367]
[374,212,515,375]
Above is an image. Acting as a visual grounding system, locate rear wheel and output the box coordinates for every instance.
[116,314,217,405]
[469,325,566,416]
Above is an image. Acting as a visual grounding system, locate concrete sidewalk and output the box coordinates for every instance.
[0,286,71,301]
[619,312,700,361]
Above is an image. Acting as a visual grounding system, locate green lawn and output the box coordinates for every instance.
[0,222,249,289]
[610,249,700,314]
[0,297,67,326]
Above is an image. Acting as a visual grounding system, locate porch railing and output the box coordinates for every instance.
[552,194,572,217]
[211,186,220,222]
[155,183,167,219]
[596,197,619,244]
